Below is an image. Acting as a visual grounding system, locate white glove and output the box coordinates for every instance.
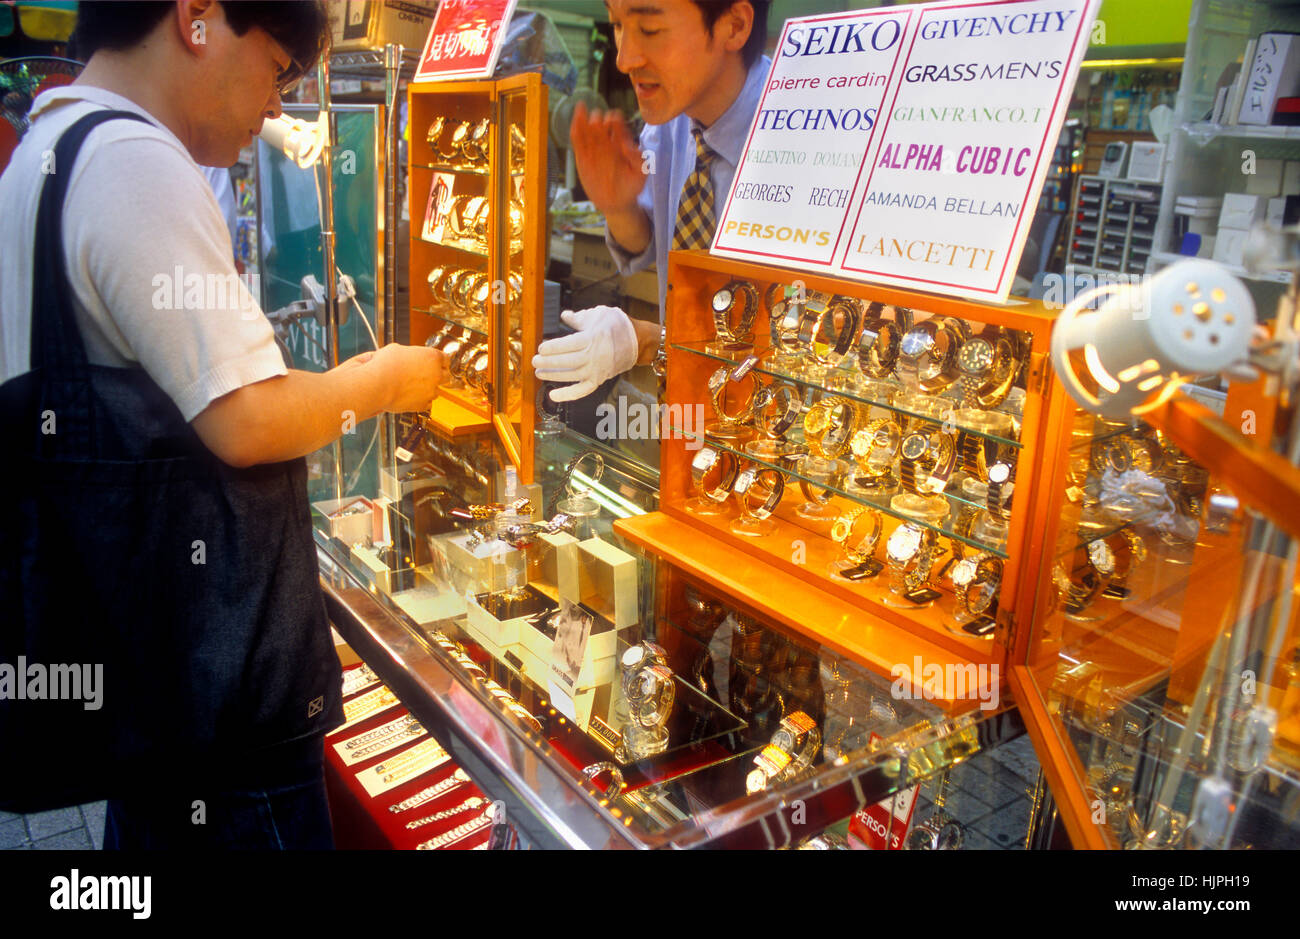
[531,306,639,402]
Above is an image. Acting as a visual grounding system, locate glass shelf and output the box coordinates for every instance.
[670,340,1023,450]
[414,306,490,341]
[670,422,1011,558]
[414,236,523,262]
[474,628,750,767]
[1181,120,1300,142]
[413,161,526,178]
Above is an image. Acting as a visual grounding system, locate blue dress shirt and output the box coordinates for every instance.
[606,55,773,320]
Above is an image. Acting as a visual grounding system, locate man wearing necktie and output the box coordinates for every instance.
[532,0,771,405]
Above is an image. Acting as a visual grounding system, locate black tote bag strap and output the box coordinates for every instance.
[29,109,152,374]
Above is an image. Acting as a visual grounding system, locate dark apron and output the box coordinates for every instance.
[0,110,343,812]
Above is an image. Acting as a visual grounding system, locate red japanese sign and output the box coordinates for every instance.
[847,733,920,849]
[413,0,517,83]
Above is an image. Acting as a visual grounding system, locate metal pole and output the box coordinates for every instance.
[317,49,343,502]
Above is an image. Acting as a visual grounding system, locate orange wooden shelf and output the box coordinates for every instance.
[615,511,992,709]
[426,395,491,438]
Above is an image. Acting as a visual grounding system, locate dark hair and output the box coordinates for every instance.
[72,1,328,84]
[691,0,770,69]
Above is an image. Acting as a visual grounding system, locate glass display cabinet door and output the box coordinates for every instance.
[1014,392,1300,850]
[492,75,546,483]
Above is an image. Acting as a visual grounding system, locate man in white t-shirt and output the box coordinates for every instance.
[0,1,443,848]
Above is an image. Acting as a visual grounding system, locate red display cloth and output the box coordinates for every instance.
[325,666,491,850]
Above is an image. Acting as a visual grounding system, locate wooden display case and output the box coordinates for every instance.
[407,73,547,481]
[1014,381,1300,850]
[617,249,1074,703]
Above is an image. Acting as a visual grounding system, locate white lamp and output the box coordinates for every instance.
[1050,259,1256,418]
[258,114,326,169]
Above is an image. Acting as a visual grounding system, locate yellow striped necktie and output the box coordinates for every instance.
[672,125,719,251]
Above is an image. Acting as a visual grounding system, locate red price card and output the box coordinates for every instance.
[413,0,517,83]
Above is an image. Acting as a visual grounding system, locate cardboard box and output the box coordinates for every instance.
[528,531,580,601]
[1245,158,1284,196]
[441,532,527,595]
[391,584,465,625]
[622,268,659,305]
[1286,161,1300,195]
[1212,227,1249,267]
[1218,193,1268,230]
[379,463,445,503]
[574,537,639,628]
[313,496,379,546]
[464,585,556,664]
[328,0,438,53]
[350,543,394,594]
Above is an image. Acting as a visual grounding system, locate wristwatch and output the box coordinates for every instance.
[425,115,447,148]
[957,331,1017,409]
[1097,435,1163,475]
[651,325,667,395]
[756,381,801,439]
[464,118,491,164]
[734,466,786,520]
[692,446,741,503]
[712,281,760,343]
[887,522,940,593]
[959,555,1003,617]
[856,306,902,379]
[1054,563,1104,614]
[806,298,862,367]
[849,418,901,479]
[831,507,883,563]
[708,363,761,425]
[959,430,1012,482]
[986,461,1015,519]
[624,662,675,730]
[906,813,964,850]
[899,431,957,496]
[621,641,668,672]
[803,397,862,461]
[508,123,527,172]
[798,463,846,505]
[897,319,965,393]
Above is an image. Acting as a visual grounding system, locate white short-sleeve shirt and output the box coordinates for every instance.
[0,85,286,421]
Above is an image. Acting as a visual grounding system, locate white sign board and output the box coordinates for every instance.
[712,0,1100,301]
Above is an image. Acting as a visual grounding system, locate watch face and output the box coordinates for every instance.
[969,577,998,614]
[1088,539,1116,574]
[621,645,646,670]
[900,328,934,360]
[887,525,922,562]
[850,432,872,459]
[712,288,734,313]
[692,449,718,473]
[959,338,995,374]
[950,557,978,587]
[804,407,829,435]
[988,462,1011,484]
[901,432,929,461]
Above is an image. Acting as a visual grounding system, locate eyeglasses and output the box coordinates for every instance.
[275,58,308,98]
